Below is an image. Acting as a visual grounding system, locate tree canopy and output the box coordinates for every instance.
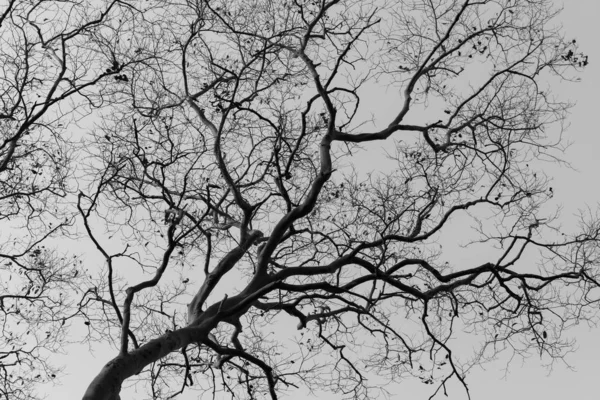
[0,1,596,400]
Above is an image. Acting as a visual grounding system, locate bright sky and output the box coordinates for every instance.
[40,1,600,399]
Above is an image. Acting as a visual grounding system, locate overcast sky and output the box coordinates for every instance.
[40,1,600,399]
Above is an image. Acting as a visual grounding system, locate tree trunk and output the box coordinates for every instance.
[82,323,212,400]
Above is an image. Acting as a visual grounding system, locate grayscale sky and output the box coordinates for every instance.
[41,1,600,399]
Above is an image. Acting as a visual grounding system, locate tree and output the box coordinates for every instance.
[2,0,597,399]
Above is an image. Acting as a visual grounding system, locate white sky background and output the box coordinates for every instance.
[39,1,600,399]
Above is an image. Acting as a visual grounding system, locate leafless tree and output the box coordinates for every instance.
[2,0,597,400]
